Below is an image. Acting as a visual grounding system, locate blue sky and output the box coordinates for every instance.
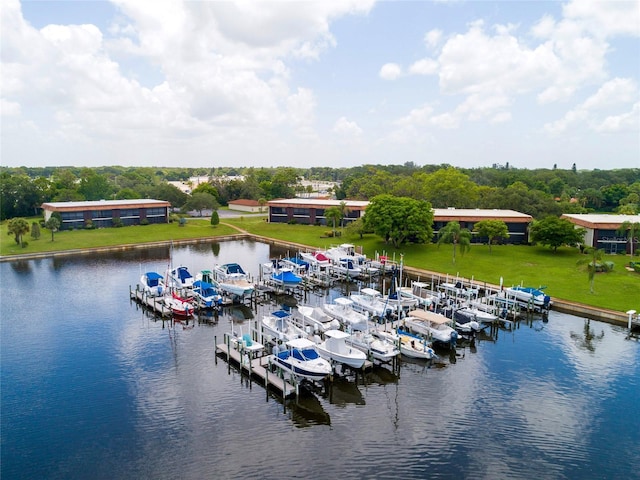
[2,0,639,170]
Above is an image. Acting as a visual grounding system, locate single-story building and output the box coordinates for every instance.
[228,199,265,213]
[267,198,369,225]
[561,213,640,254]
[433,208,532,244]
[41,199,171,230]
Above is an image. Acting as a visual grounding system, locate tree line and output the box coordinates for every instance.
[1,164,638,222]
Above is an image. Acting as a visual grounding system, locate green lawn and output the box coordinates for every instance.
[2,215,639,313]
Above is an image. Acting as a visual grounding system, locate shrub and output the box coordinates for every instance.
[112,218,123,228]
[140,219,150,226]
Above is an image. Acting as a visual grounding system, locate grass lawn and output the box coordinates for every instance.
[2,215,639,313]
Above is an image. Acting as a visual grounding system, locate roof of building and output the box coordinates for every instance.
[41,199,171,211]
[433,208,532,222]
[267,198,370,208]
[561,213,640,229]
[228,199,261,206]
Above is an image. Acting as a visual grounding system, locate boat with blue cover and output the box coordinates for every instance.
[140,271,165,297]
[271,337,333,382]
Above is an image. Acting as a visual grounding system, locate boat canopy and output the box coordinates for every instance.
[407,309,451,324]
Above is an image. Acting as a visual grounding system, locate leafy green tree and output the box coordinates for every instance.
[344,216,371,239]
[258,197,267,213]
[44,215,61,242]
[7,217,30,247]
[423,167,479,208]
[184,192,219,217]
[577,247,612,293]
[151,183,188,209]
[31,222,41,240]
[473,219,510,253]
[616,221,640,256]
[530,216,585,252]
[437,221,472,263]
[210,210,220,226]
[364,194,433,247]
[78,170,113,201]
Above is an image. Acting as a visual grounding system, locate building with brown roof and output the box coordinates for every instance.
[561,213,640,253]
[41,199,171,230]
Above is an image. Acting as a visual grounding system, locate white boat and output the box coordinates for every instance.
[229,322,265,361]
[163,291,195,317]
[322,297,370,331]
[261,309,307,342]
[438,281,480,301]
[315,329,367,369]
[330,258,363,278]
[346,328,400,363]
[383,290,419,309]
[279,257,310,276]
[349,288,395,318]
[299,251,332,269]
[295,304,341,333]
[454,304,496,326]
[404,309,458,346]
[505,286,552,310]
[395,328,437,360]
[271,337,333,382]
[140,271,165,297]
[397,281,435,308]
[212,263,255,298]
[191,280,223,308]
[324,243,368,264]
[168,265,195,289]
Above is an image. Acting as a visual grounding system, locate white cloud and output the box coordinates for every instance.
[563,0,640,38]
[424,28,442,48]
[595,102,640,133]
[545,78,639,134]
[379,62,402,80]
[408,58,438,76]
[333,116,363,136]
[1,98,21,116]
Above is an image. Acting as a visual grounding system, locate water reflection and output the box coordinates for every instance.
[287,391,331,428]
[570,318,605,352]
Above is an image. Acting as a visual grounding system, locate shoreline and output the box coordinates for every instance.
[0,233,633,327]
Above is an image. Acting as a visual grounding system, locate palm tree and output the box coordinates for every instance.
[437,221,471,263]
[577,247,611,294]
[337,201,350,229]
[7,217,30,247]
[324,206,342,237]
[616,221,640,256]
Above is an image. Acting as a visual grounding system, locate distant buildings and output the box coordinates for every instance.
[266,199,532,244]
[41,199,171,230]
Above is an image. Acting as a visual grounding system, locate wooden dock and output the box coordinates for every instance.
[215,334,298,398]
[130,287,172,317]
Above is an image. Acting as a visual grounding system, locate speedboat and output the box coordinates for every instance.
[271,337,333,382]
[168,266,195,289]
[212,263,255,298]
[295,304,341,333]
[346,328,400,363]
[315,329,367,369]
[349,288,395,318]
[404,309,458,347]
[331,258,363,278]
[395,328,437,360]
[192,280,223,308]
[163,292,195,317]
[505,286,552,310]
[299,251,332,270]
[261,309,307,342]
[140,271,165,297]
[322,297,369,332]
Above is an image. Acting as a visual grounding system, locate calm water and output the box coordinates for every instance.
[1,240,639,480]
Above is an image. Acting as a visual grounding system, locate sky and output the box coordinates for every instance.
[1,0,639,171]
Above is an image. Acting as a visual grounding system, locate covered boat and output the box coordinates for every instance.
[271,337,333,382]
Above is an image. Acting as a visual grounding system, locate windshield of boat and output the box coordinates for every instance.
[293,348,319,361]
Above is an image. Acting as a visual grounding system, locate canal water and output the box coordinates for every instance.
[1,239,639,480]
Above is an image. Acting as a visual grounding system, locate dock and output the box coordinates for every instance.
[215,334,299,398]
[129,286,172,317]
